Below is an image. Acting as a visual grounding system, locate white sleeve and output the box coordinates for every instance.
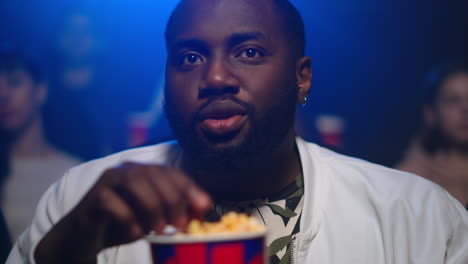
[445,195,468,264]
[4,146,172,264]
[5,170,71,264]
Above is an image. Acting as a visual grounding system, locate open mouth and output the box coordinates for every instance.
[197,100,248,138]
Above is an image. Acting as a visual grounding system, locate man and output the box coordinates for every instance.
[7,0,468,263]
[44,9,113,160]
[0,49,82,242]
[397,64,468,208]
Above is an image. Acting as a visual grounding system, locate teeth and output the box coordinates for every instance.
[206,114,237,120]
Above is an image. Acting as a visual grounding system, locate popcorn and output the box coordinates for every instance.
[186,212,264,235]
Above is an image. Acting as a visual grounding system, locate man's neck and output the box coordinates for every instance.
[429,147,468,205]
[11,116,55,158]
[185,134,302,201]
[432,147,468,162]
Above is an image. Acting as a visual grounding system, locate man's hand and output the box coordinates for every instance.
[34,162,211,264]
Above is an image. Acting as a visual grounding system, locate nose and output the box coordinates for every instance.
[199,58,239,98]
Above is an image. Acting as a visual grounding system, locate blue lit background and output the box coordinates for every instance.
[1,0,467,166]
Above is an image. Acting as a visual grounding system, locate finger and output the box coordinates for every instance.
[186,184,212,214]
[95,187,144,248]
[150,168,212,226]
[98,162,141,186]
[118,173,165,233]
[147,168,189,229]
[169,171,212,213]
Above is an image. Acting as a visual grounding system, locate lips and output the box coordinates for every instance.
[197,100,248,137]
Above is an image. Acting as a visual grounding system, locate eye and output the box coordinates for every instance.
[238,48,264,59]
[180,53,204,66]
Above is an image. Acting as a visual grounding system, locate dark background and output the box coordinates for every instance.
[1,0,467,166]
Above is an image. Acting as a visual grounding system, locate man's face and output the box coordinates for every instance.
[0,69,45,134]
[57,13,97,62]
[164,0,306,169]
[426,72,468,147]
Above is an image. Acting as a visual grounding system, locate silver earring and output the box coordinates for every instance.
[301,97,307,107]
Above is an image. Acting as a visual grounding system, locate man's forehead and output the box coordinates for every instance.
[167,0,281,41]
[440,73,468,94]
[179,0,276,10]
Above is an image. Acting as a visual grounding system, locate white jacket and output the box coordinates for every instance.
[7,138,468,263]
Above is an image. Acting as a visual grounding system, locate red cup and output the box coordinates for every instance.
[147,231,267,264]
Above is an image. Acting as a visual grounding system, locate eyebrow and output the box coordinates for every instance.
[171,38,208,52]
[170,31,267,51]
[228,32,266,48]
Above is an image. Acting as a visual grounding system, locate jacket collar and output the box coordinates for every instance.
[295,137,326,253]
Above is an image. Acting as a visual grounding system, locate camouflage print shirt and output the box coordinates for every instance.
[207,174,304,264]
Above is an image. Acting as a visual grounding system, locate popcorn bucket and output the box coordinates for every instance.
[147,231,267,264]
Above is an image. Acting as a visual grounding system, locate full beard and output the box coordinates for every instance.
[164,91,298,181]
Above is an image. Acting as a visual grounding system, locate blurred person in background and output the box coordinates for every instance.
[44,8,128,160]
[396,63,468,209]
[0,48,82,241]
[53,11,102,93]
[0,143,11,263]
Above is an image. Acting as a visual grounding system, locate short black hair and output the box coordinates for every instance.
[165,0,306,58]
[422,62,468,107]
[0,47,44,84]
[271,0,306,57]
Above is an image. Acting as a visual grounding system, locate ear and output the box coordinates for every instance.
[423,105,435,128]
[35,83,48,106]
[296,56,312,104]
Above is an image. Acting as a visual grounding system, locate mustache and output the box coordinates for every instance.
[192,96,253,121]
